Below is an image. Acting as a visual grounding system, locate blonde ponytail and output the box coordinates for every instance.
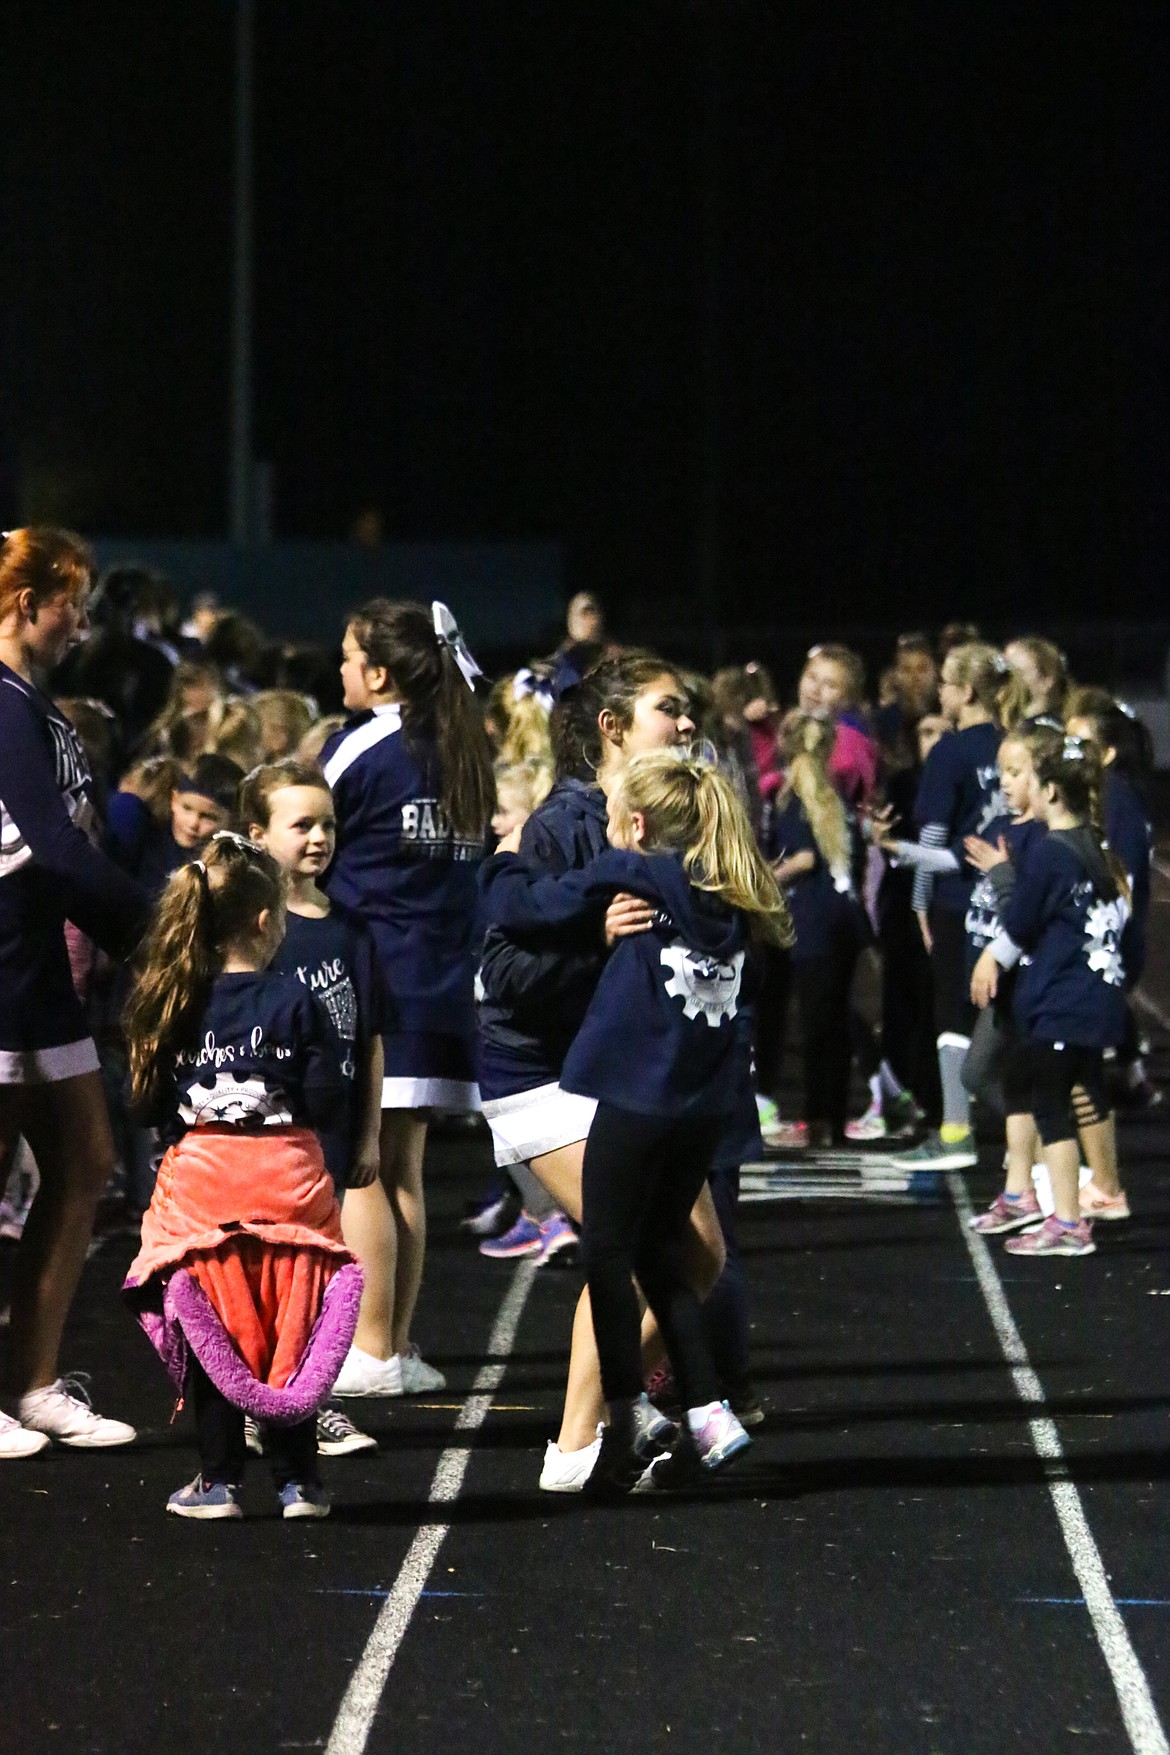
[777,711,851,881]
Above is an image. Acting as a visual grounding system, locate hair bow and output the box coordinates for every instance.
[432,602,482,692]
[512,668,555,713]
[1062,735,1088,761]
[992,652,1011,675]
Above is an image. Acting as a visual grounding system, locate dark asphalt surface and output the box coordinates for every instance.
[3,865,1169,1754]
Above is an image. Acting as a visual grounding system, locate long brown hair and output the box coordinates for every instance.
[1035,736,1130,904]
[346,599,493,839]
[550,649,680,781]
[0,527,94,622]
[124,835,284,1114]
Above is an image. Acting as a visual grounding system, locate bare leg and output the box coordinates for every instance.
[341,1178,397,1359]
[1077,1098,1121,1198]
[2,1075,116,1397]
[1004,1112,1038,1196]
[383,1110,429,1357]
[1045,1138,1082,1223]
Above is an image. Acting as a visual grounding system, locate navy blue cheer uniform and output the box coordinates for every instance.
[0,661,148,1084]
[270,908,388,1188]
[322,704,486,1111]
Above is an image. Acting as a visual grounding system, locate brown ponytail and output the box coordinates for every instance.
[0,527,94,622]
[1035,736,1130,904]
[346,599,494,840]
[124,836,284,1114]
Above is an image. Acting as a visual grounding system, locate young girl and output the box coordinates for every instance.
[0,527,149,1460]
[766,711,869,1146]
[122,835,363,1517]
[981,737,1130,1256]
[483,750,792,1494]
[880,642,1008,1170]
[242,759,388,1453]
[322,600,493,1396]
[796,644,879,809]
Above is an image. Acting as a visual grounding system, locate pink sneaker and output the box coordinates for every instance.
[1078,1181,1130,1221]
[969,1190,1043,1235]
[1004,1215,1095,1257]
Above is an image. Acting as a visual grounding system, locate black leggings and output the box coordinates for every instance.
[1003,1039,1110,1147]
[794,939,860,1133]
[580,1104,723,1411]
[189,1359,318,1489]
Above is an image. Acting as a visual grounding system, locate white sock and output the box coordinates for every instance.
[686,1400,723,1432]
[867,1073,882,1110]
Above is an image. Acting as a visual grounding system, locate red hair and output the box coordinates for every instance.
[0,528,94,623]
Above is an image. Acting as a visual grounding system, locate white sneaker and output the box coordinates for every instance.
[332,1345,404,1397]
[18,1378,136,1449]
[539,1427,603,1493]
[398,1344,446,1394]
[0,1409,50,1459]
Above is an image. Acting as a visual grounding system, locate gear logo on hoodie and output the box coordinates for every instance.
[661,940,745,1028]
[1083,896,1127,988]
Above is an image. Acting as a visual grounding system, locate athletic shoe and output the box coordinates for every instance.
[0,1410,50,1459]
[763,1119,808,1151]
[645,1362,678,1411]
[582,1423,647,1498]
[461,1189,516,1237]
[278,1480,331,1520]
[883,1091,926,1140]
[479,1212,543,1260]
[845,1101,887,1142]
[166,1476,243,1521]
[969,1190,1043,1235]
[244,1415,264,1456]
[1078,1181,1131,1222]
[888,1131,977,1171]
[534,1211,578,1266]
[639,1402,752,1491]
[539,1429,602,1493]
[398,1343,446,1394]
[755,1093,781,1132]
[632,1391,675,1457]
[1004,1215,1096,1257]
[689,1400,753,1470]
[317,1406,377,1456]
[18,1378,136,1448]
[332,1345,404,1398]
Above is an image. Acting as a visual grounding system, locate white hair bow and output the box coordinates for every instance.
[432,601,482,692]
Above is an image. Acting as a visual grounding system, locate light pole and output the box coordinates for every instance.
[229,0,254,544]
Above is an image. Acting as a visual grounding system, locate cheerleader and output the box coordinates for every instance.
[322,601,493,1396]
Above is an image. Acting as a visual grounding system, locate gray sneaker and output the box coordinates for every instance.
[888,1131,977,1171]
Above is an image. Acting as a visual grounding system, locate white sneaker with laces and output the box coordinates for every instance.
[539,1427,603,1493]
[0,1409,50,1459]
[18,1377,136,1449]
[398,1344,446,1393]
[332,1345,404,1397]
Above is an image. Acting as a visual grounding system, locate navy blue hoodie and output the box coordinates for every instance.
[993,828,1129,1048]
[480,848,749,1119]
[914,722,1005,912]
[1104,770,1152,985]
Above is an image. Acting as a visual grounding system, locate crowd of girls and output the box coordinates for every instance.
[0,525,1159,1510]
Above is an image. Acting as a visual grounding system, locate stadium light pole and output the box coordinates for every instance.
[229,0,254,544]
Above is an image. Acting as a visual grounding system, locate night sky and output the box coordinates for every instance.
[3,3,1167,634]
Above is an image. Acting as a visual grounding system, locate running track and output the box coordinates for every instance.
[3,861,1170,1754]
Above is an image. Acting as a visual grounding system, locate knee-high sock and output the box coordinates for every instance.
[938,1033,972,1138]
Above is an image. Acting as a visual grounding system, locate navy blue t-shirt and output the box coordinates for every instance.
[765,793,864,964]
[914,722,1005,913]
[963,815,1046,972]
[270,907,388,1184]
[156,969,345,1145]
[322,705,486,1041]
[1000,830,1129,1048]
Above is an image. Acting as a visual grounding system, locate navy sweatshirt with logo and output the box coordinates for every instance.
[480,849,749,1119]
[963,815,1046,972]
[991,828,1129,1048]
[914,722,1005,913]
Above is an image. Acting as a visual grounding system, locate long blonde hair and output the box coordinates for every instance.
[610,750,793,947]
[777,711,851,881]
[124,835,284,1114]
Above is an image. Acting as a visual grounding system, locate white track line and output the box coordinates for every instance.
[326,1258,538,1755]
[951,1177,1168,1755]
[1134,988,1170,1034]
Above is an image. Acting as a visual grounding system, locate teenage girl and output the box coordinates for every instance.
[983,737,1130,1257]
[476,653,728,1490]
[1001,637,1070,730]
[879,642,1008,1170]
[122,835,362,1517]
[483,750,792,1493]
[322,600,493,1396]
[796,644,879,808]
[766,711,869,1145]
[0,528,149,1461]
[960,727,1055,1234]
[242,759,387,1454]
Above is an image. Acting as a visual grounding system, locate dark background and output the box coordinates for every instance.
[2,2,1166,636]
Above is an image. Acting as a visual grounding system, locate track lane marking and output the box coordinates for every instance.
[326,1259,538,1755]
[952,1177,1169,1755]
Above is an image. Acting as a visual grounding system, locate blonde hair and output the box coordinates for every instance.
[118,756,184,824]
[494,758,553,822]
[124,835,285,1115]
[777,711,851,880]
[610,750,793,948]
[486,674,555,769]
[1000,637,1070,730]
[297,713,346,766]
[207,698,264,772]
[945,641,1008,720]
[252,689,316,759]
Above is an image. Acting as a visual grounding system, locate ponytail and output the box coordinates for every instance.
[124,835,284,1114]
[777,711,851,880]
[613,750,793,948]
[1035,736,1130,905]
[346,598,493,839]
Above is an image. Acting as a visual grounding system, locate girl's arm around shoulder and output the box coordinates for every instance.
[478,849,643,934]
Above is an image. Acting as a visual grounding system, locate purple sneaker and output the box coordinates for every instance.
[534,1211,577,1266]
[969,1190,1043,1235]
[1004,1214,1095,1257]
[479,1212,543,1260]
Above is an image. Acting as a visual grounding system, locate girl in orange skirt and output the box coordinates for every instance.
[122,834,363,1520]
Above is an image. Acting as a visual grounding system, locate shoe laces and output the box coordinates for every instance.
[55,1372,96,1411]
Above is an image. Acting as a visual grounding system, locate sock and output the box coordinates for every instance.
[1004,1190,1024,1203]
[878,1060,906,1103]
[867,1074,882,1111]
[686,1400,723,1433]
[937,1034,972,1135]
